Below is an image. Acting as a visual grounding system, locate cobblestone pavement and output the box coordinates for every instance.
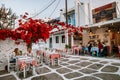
[0,55,120,80]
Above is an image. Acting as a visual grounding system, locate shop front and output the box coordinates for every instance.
[83,20,120,56]
[82,1,120,56]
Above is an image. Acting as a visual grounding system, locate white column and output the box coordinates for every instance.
[65,30,69,45]
[52,35,54,49]
[75,0,80,26]
[59,35,62,50]
[71,34,74,47]
[89,0,93,24]
[116,1,120,18]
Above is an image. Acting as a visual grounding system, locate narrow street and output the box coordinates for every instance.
[0,55,120,80]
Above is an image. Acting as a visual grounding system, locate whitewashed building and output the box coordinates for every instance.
[45,0,120,53]
[45,0,90,50]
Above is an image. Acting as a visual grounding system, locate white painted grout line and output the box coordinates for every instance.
[0,54,120,80]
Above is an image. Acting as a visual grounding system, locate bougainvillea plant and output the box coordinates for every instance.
[0,12,84,47]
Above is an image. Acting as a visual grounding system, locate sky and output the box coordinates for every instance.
[0,0,119,19]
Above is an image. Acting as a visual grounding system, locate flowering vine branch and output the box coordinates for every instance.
[0,12,85,46]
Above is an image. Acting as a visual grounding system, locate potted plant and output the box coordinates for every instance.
[65,44,70,53]
[65,44,69,49]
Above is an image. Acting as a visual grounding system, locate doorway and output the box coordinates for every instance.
[49,37,52,48]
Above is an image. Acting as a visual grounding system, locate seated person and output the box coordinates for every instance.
[9,48,19,63]
[19,50,22,55]
[14,48,20,56]
[91,44,99,56]
[83,45,88,54]
[27,47,33,57]
[101,42,108,57]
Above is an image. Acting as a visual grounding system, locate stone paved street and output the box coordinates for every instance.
[0,55,120,80]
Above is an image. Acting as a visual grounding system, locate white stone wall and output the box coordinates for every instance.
[45,39,49,48]
[52,34,66,50]
[79,3,89,26]
[116,1,120,18]
[0,38,27,70]
[46,34,66,50]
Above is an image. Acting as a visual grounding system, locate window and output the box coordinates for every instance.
[56,36,59,43]
[62,35,65,43]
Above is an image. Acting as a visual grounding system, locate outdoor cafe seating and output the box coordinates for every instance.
[7,52,38,78]
[43,48,61,66]
[7,47,62,78]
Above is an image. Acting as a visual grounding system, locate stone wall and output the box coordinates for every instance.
[0,38,27,70]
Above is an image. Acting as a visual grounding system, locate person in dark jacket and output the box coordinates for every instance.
[88,43,92,55]
[101,42,108,57]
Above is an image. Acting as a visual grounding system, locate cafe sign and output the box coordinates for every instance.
[92,2,117,23]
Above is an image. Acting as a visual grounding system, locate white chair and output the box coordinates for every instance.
[44,54,51,65]
[62,49,71,57]
[36,54,43,66]
[7,52,16,72]
[16,57,36,78]
[51,57,59,66]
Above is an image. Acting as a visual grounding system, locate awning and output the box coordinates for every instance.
[87,18,120,28]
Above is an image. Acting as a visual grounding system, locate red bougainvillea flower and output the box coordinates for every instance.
[0,12,85,46]
[15,41,20,45]
[15,14,52,45]
[22,15,27,19]
[0,29,12,40]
